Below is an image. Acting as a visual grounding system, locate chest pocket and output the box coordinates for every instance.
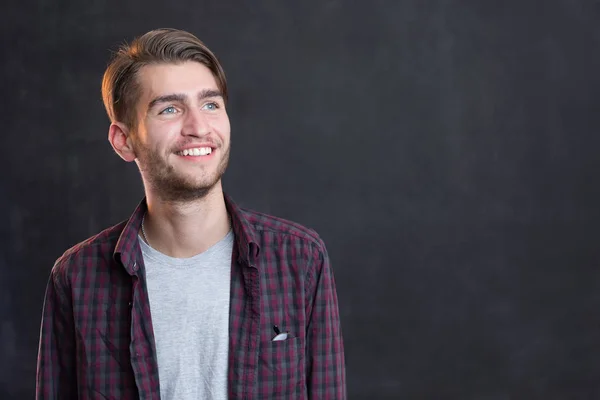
[258,337,305,398]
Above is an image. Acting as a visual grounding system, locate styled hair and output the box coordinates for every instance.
[101,28,227,130]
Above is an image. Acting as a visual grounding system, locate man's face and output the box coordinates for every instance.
[131,61,231,202]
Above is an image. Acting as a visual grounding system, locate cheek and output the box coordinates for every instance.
[213,115,231,140]
[144,123,180,149]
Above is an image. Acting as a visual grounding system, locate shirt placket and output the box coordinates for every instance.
[129,259,161,399]
[228,255,261,399]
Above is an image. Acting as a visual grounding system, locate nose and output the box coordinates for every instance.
[181,108,210,137]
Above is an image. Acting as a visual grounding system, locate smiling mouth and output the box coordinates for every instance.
[176,147,213,156]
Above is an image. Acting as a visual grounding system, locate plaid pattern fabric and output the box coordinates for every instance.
[36,193,346,399]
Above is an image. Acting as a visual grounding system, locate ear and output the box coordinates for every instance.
[108,122,137,162]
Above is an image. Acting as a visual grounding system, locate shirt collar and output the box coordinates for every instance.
[113,192,260,274]
[224,192,261,266]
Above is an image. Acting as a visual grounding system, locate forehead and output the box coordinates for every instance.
[136,61,219,99]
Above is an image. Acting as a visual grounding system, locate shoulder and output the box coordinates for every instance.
[50,220,128,282]
[238,206,328,254]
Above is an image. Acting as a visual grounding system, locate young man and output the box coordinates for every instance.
[36,28,346,399]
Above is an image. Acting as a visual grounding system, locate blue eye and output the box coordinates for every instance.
[160,106,177,114]
[202,102,219,111]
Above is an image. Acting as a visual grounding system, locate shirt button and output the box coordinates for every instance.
[132,262,138,271]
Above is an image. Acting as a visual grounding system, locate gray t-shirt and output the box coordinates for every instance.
[139,230,234,400]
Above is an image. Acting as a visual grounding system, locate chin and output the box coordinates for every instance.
[184,176,223,191]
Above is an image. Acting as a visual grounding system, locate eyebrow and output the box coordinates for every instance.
[147,89,223,110]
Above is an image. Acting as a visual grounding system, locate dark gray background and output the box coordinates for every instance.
[2,0,600,398]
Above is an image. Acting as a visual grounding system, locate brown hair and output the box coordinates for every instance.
[101,28,227,130]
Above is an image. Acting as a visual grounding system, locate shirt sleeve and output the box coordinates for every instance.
[305,239,347,399]
[36,265,78,399]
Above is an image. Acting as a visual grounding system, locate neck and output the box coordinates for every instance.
[141,185,231,258]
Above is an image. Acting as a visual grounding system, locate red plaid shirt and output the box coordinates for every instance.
[36,194,346,399]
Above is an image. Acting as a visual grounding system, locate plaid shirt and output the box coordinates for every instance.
[36,193,346,399]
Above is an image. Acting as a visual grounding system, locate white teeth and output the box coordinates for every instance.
[179,147,213,156]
